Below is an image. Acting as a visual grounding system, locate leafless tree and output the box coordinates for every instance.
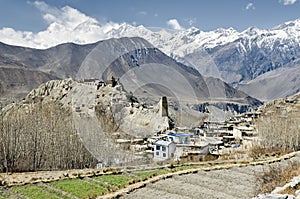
[0,102,97,172]
[257,110,300,151]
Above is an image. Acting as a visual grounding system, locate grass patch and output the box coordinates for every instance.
[94,174,136,188]
[170,165,199,172]
[11,185,59,199]
[51,179,107,198]
[0,192,13,199]
[38,184,72,199]
[133,169,168,180]
[0,192,9,199]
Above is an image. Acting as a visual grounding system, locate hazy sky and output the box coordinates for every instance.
[0,0,299,32]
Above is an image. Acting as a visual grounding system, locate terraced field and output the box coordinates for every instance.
[0,168,172,199]
[121,155,300,199]
[0,154,299,199]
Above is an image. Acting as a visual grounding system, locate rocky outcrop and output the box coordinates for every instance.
[94,83,170,136]
[22,78,171,136]
[26,78,74,104]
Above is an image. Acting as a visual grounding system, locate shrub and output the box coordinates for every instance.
[254,161,300,195]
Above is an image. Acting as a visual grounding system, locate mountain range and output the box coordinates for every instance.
[1,18,299,105]
[0,36,261,121]
[104,19,300,101]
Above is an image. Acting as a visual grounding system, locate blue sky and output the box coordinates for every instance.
[0,0,299,49]
[0,0,299,32]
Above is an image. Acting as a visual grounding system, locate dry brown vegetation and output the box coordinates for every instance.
[252,98,300,195]
[256,105,300,151]
[0,102,97,172]
[249,145,292,160]
[254,160,300,195]
[278,185,300,196]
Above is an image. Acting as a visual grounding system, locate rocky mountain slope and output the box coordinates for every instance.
[1,19,299,101]
[0,66,59,101]
[0,37,261,117]
[237,65,300,101]
[105,19,300,100]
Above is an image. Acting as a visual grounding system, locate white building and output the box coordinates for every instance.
[154,140,176,160]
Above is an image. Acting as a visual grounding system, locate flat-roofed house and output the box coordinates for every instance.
[154,140,176,160]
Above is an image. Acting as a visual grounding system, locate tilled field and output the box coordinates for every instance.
[121,155,300,199]
[0,154,299,199]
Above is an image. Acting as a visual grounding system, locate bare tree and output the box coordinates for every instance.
[0,101,97,172]
[257,110,300,151]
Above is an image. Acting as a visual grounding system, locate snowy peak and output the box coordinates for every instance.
[103,18,300,58]
[242,26,265,37]
[272,18,300,31]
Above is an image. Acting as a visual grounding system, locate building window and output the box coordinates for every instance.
[163,153,166,157]
[156,151,159,156]
[162,146,166,152]
[156,145,160,150]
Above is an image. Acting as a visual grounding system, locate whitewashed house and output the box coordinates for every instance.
[154,140,176,160]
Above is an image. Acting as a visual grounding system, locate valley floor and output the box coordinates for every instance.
[1,152,299,199]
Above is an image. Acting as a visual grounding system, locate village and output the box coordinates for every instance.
[123,105,261,163]
[78,77,264,165]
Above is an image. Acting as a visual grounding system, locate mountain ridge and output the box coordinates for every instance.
[0,37,261,118]
[2,18,297,100]
[1,19,299,100]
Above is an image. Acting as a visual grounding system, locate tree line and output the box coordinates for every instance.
[257,108,300,151]
[0,102,97,172]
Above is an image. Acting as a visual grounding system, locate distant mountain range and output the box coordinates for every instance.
[1,19,299,101]
[103,19,300,101]
[0,37,261,119]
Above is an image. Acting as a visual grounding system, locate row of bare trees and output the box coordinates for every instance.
[257,110,300,151]
[0,102,97,172]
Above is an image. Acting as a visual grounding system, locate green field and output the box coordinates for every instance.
[134,169,169,180]
[0,166,196,199]
[94,174,136,188]
[11,185,60,199]
[51,179,108,198]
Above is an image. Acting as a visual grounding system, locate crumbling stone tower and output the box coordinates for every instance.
[159,96,168,117]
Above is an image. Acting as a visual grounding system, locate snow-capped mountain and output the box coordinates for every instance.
[106,23,241,57]
[1,17,299,100]
[104,19,300,100]
[105,19,299,58]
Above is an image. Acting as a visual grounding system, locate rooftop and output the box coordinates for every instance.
[155,140,174,146]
